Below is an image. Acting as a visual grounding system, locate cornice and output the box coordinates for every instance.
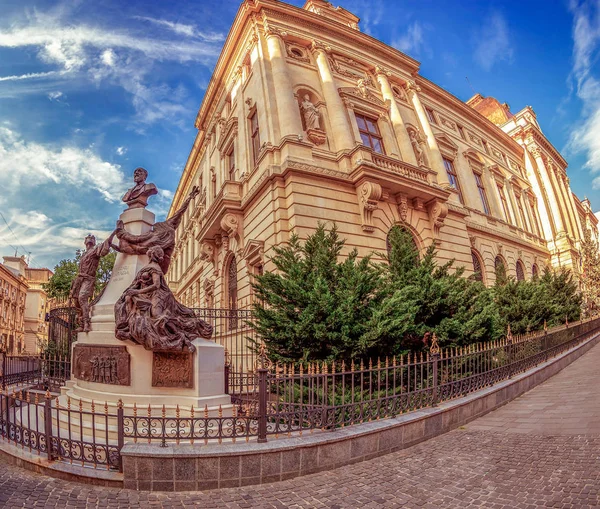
[520,125,568,170]
[465,219,548,254]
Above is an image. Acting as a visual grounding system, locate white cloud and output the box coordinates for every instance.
[392,22,426,57]
[116,146,127,155]
[0,70,64,82]
[566,0,600,186]
[101,48,116,67]
[47,91,63,101]
[132,16,224,42]
[0,126,127,202]
[473,12,514,71]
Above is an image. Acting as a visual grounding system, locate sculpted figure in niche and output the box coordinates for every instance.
[70,231,116,332]
[122,167,158,210]
[114,246,213,353]
[114,186,200,274]
[410,130,428,167]
[300,94,320,130]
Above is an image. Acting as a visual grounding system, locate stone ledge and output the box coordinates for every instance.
[120,329,600,491]
[0,441,123,488]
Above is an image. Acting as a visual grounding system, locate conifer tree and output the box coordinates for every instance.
[580,227,600,316]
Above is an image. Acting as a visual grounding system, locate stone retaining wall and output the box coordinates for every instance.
[121,320,600,491]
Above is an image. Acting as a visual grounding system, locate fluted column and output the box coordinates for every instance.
[265,31,303,139]
[556,170,581,239]
[548,161,575,237]
[375,66,416,165]
[404,79,448,185]
[311,40,355,152]
[563,175,584,239]
[529,145,565,235]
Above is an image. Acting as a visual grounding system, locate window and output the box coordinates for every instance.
[532,264,539,279]
[457,125,466,141]
[516,260,525,282]
[471,251,484,282]
[355,113,384,154]
[249,110,260,164]
[497,184,511,223]
[386,226,419,264]
[227,145,235,181]
[443,157,463,203]
[516,194,528,231]
[227,256,238,330]
[474,173,490,215]
[495,255,506,275]
[425,107,437,125]
[529,200,542,237]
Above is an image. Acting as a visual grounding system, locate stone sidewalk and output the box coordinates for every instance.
[2,343,600,508]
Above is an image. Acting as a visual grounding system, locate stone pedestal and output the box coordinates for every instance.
[62,206,232,416]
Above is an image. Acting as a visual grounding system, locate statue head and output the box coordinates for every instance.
[147,246,165,264]
[303,94,310,101]
[84,234,96,249]
[133,167,148,184]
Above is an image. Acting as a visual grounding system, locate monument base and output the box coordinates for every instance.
[61,331,232,414]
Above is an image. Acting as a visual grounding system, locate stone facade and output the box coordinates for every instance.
[167,0,598,311]
[0,258,28,355]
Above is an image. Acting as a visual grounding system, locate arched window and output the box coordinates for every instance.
[516,260,525,281]
[494,255,506,281]
[532,264,539,279]
[471,250,484,282]
[494,255,505,272]
[227,256,238,330]
[386,225,418,263]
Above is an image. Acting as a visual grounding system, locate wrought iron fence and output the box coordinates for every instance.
[0,316,598,472]
[46,306,78,358]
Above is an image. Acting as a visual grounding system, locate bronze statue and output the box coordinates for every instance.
[114,245,212,353]
[114,186,199,274]
[122,167,158,210]
[70,232,116,332]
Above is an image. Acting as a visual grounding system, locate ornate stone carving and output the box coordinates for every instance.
[73,344,130,386]
[306,128,327,145]
[300,94,321,130]
[413,197,425,211]
[357,181,382,232]
[406,126,429,168]
[152,351,194,388]
[404,79,421,93]
[427,199,448,237]
[374,65,391,77]
[199,241,217,275]
[397,194,408,222]
[357,78,369,98]
[115,246,213,353]
[122,167,159,210]
[338,86,386,108]
[286,43,311,63]
[115,185,199,274]
[310,39,331,54]
[529,144,542,159]
[220,213,243,250]
[70,231,116,333]
[203,278,215,308]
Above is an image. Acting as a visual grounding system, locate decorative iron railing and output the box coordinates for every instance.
[0,316,598,472]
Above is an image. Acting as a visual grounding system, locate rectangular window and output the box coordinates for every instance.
[250,110,260,164]
[457,125,466,141]
[516,194,529,231]
[474,173,490,215]
[497,184,511,223]
[355,113,384,154]
[443,157,463,203]
[425,107,437,125]
[227,146,235,181]
[529,200,542,237]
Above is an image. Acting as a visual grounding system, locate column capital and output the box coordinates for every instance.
[375,65,392,77]
[310,39,331,54]
[528,144,542,159]
[262,16,287,39]
[403,79,421,93]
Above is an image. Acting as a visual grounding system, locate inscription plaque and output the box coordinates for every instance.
[152,351,194,388]
[73,344,131,386]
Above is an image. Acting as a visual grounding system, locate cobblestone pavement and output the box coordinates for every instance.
[2,345,600,508]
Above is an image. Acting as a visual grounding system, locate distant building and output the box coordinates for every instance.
[167,0,599,310]
[2,256,52,354]
[0,257,28,354]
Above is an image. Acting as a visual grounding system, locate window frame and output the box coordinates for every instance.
[355,112,385,154]
[497,183,512,223]
[249,108,260,165]
[474,172,491,215]
[425,107,437,125]
[443,157,463,204]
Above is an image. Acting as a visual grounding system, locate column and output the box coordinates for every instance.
[404,79,448,185]
[548,161,575,237]
[375,67,417,165]
[311,40,355,151]
[265,31,303,139]
[557,171,581,239]
[563,175,584,239]
[531,147,565,235]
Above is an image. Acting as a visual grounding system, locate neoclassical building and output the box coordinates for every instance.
[167,0,598,311]
[0,257,28,355]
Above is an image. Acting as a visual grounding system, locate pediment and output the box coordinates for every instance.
[338,87,386,109]
[435,133,459,157]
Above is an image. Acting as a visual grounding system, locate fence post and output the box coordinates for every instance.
[43,390,54,461]
[2,353,6,391]
[117,399,124,473]
[257,368,268,443]
[429,333,441,407]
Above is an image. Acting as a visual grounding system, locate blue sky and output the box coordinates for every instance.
[0,0,599,271]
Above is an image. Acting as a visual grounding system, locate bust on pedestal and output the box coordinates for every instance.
[62,169,231,416]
